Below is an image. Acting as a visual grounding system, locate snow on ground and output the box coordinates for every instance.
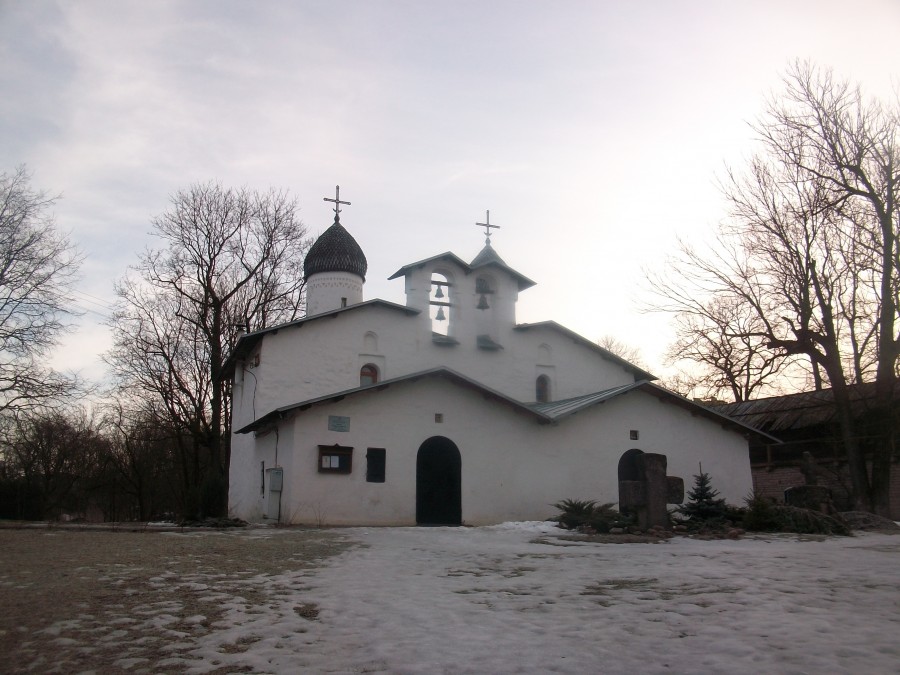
[178,523,899,674]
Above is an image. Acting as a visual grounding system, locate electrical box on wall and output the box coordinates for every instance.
[267,467,283,492]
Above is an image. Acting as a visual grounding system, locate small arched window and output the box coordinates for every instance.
[536,375,551,403]
[360,364,379,386]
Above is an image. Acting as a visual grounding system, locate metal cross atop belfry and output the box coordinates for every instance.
[476,210,500,244]
[324,185,350,221]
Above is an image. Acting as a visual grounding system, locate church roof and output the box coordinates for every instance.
[514,321,657,381]
[469,242,507,268]
[388,248,536,291]
[235,366,777,441]
[221,300,419,378]
[530,381,780,440]
[235,367,550,434]
[531,382,644,418]
[387,252,469,279]
[303,217,368,281]
[469,242,536,289]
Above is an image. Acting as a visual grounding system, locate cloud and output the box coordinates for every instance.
[1,0,898,386]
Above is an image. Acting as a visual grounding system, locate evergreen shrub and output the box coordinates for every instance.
[743,494,851,536]
[676,470,732,530]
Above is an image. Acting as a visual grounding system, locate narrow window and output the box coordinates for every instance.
[360,363,379,386]
[318,445,353,474]
[341,297,348,307]
[536,374,551,403]
[366,448,386,483]
[260,461,265,496]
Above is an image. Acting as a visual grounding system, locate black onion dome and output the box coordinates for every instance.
[303,218,368,281]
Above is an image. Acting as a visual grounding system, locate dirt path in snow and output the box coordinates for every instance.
[0,526,350,673]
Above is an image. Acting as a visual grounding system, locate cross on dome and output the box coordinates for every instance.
[476,210,500,244]
[324,185,351,222]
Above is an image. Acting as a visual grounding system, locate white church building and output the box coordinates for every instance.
[225,198,761,526]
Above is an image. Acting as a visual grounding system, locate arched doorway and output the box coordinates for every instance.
[617,448,645,517]
[618,448,645,483]
[416,436,462,525]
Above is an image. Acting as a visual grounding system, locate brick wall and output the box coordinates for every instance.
[752,461,900,518]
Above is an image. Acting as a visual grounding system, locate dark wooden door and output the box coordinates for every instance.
[416,436,462,525]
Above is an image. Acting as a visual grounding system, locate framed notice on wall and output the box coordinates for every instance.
[328,415,350,432]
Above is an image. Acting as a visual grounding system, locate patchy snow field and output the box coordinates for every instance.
[1,523,899,674]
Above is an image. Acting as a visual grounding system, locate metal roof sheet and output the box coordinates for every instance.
[236,371,776,442]
[713,383,894,433]
[236,367,551,434]
[531,382,643,418]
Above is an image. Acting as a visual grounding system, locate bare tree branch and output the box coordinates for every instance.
[106,182,311,517]
[0,166,83,417]
[647,62,899,513]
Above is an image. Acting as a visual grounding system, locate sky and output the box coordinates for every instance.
[2,0,899,387]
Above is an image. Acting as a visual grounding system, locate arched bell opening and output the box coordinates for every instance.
[429,272,452,336]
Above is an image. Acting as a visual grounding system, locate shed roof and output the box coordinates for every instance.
[713,382,897,434]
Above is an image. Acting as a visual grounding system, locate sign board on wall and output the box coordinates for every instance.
[328,415,350,432]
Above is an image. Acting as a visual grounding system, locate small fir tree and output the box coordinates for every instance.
[678,467,729,525]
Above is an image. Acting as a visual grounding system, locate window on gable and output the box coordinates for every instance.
[536,374,551,403]
[366,448,386,483]
[318,445,353,474]
[360,363,379,386]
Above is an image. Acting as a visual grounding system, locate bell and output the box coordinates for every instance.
[435,306,446,321]
[434,285,444,298]
[477,294,490,310]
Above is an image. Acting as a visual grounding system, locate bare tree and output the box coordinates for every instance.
[97,401,180,521]
[596,334,647,369]
[1,408,107,520]
[659,291,792,402]
[650,62,899,513]
[0,166,82,416]
[107,182,311,517]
